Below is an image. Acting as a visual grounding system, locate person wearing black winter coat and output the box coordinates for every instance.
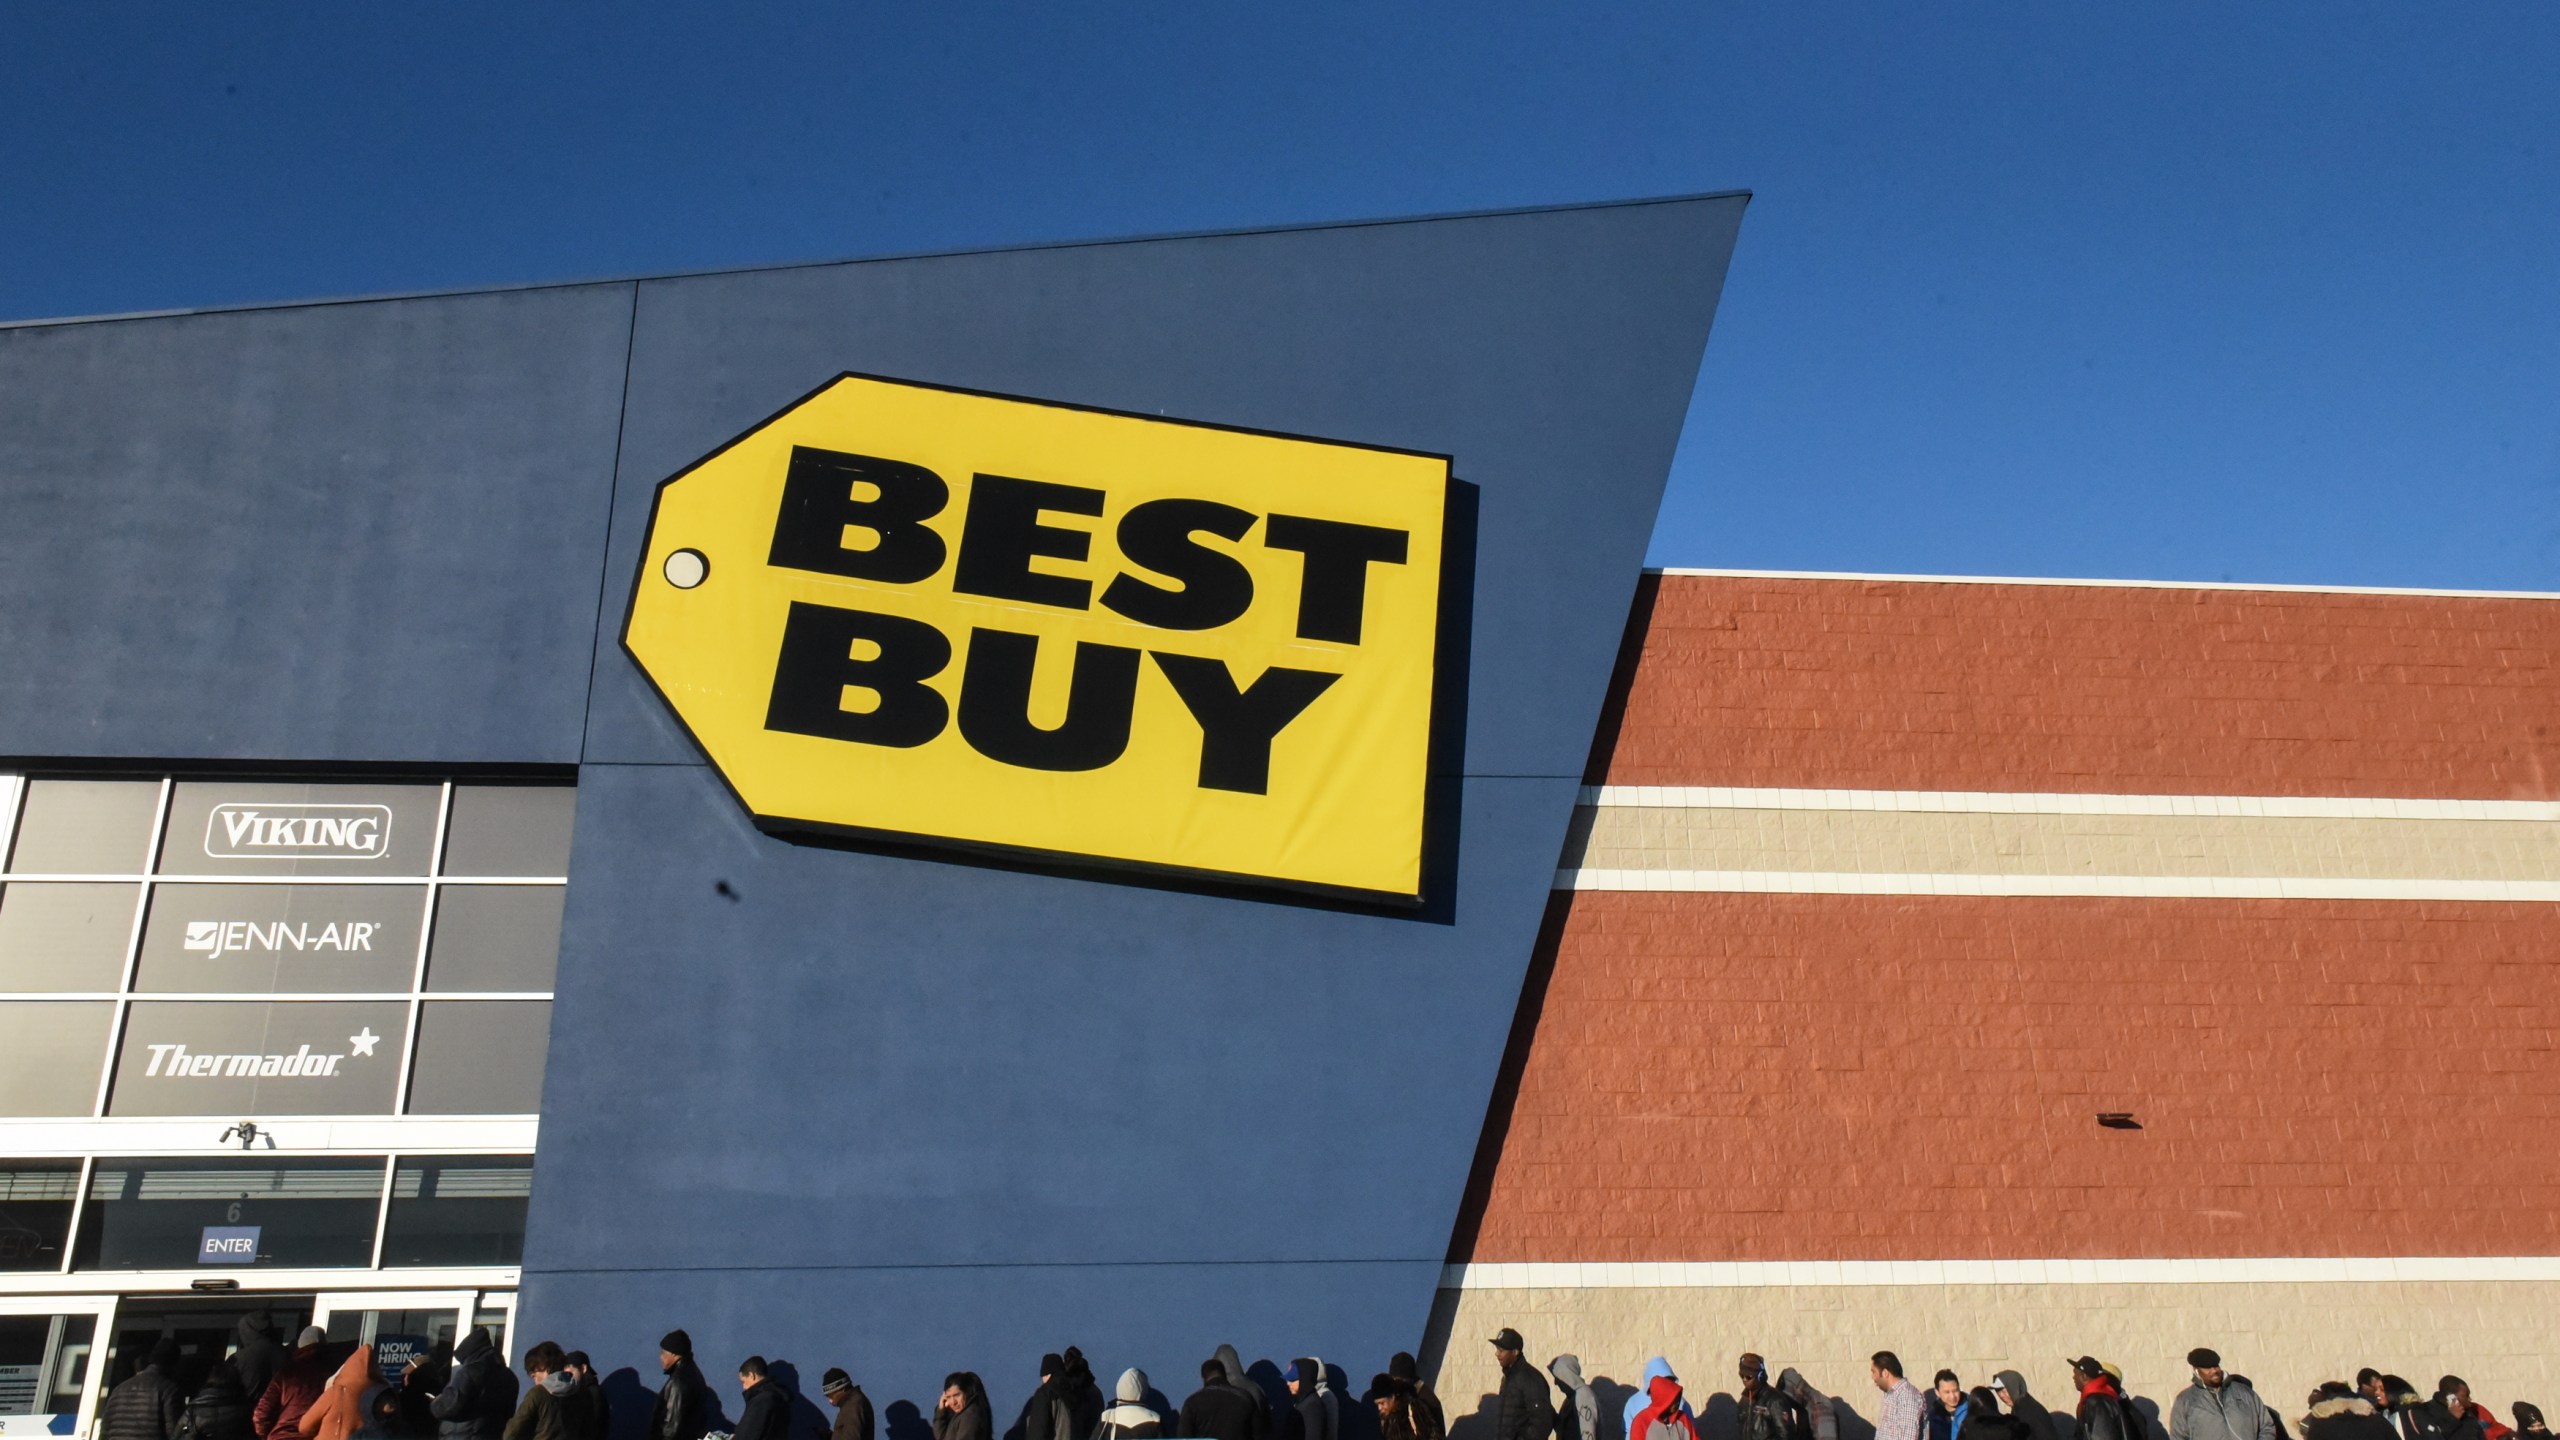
[2304,1390,2401,1440]
[232,1318,287,1415]
[1492,1342,1549,1440]
[184,1361,257,1440]
[651,1335,712,1440]
[429,1327,520,1440]
[935,1374,993,1440]
[1059,1350,1104,1440]
[729,1360,790,1440]
[103,1341,187,1440]
[1965,1390,2035,1440]
[1181,1361,1264,1440]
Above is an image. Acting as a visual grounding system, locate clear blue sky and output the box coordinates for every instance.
[5,5,2553,588]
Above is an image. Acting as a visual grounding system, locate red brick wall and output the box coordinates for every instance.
[1459,891,2560,1263]
[1595,577,2560,798]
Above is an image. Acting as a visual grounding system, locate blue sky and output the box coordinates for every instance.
[4,5,2553,588]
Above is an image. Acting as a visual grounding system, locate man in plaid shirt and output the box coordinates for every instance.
[1872,1354,1927,1440]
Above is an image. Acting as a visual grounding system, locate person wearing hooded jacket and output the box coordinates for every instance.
[1022,1355,1074,1440]
[233,1318,288,1414]
[428,1327,518,1440]
[1996,1374,2060,1440]
[936,1375,993,1440]
[1779,1370,1840,1440]
[1060,1352,1105,1440]
[2303,1385,2399,1440]
[1389,1356,1444,1440]
[1964,1391,2033,1440]
[1631,1367,1701,1440]
[301,1346,385,1440]
[1287,1361,1338,1440]
[1549,1358,1599,1440]
[104,1340,188,1440]
[1627,1362,1696,1438]
[257,1330,339,1440]
[1097,1369,1165,1440]
[502,1344,569,1440]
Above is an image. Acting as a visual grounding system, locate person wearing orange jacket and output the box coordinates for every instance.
[297,1346,380,1440]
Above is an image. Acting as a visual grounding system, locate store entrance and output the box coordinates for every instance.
[103,1296,317,1396]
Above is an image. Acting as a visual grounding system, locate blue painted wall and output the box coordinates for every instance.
[0,197,1744,1425]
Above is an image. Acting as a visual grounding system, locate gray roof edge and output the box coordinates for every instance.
[0,188,1754,333]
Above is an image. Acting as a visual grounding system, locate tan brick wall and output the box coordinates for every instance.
[1428,1284,2560,1439]
[1562,805,2560,882]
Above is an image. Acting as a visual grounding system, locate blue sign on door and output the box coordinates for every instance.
[197,1226,260,1264]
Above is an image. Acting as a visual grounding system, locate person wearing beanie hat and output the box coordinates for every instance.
[1019,1355,1073,1440]
[427,1325,518,1440]
[649,1331,711,1440]
[2172,1350,2275,1440]
[822,1367,874,1440]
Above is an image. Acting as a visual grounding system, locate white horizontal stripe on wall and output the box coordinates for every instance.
[1578,787,2560,823]
[1556,869,2560,902]
[1643,566,2560,602]
[1444,1257,2560,1289]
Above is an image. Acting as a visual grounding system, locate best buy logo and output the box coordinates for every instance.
[623,374,1452,900]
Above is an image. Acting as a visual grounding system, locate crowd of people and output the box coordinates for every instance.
[1482,1335,2553,1440]
[85,1316,2558,1440]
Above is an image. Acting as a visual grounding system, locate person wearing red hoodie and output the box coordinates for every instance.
[1629,1366,1700,1440]
[254,1329,335,1440]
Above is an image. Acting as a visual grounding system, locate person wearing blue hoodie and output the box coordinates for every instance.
[1626,1362,1696,1437]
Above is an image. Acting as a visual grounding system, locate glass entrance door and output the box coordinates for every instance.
[311,1292,473,1389]
[0,1297,112,1440]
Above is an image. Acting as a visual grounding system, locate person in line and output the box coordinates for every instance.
[1214,1350,1272,1440]
[1739,1356,1805,1440]
[502,1342,568,1440]
[2357,1383,2390,1420]
[822,1368,873,1440]
[1995,1373,2059,1440]
[1626,1362,1695,1439]
[1778,1369,1840,1440]
[1181,1360,1263,1440]
[1286,1361,1338,1440]
[558,1354,608,1440]
[1489,1333,1548,1440]
[2171,1351,2276,1440]
[1368,1377,1419,1440]
[1388,1356,1444,1440]
[1925,1371,1969,1440]
[1097,1369,1164,1440]
[1548,1356,1599,1440]
[2302,1383,2398,1440]
[399,1344,456,1440]
[651,1333,711,1440]
[1060,1351,1105,1440]
[256,1329,337,1440]
[934,1373,993,1440]
[1022,1355,1072,1440]
[729,1358,788,1440]
[1872,1355,1926,1440]
[2375,1381,2423,1440]
[233,1318,287,1412]
[1629,1361,1700,1440]
[430,1326,518,1440]
[1965,1388,2034,1440]
[2511,1407,2548,1440]
[183,1359,257,1440]
[2068,1359,2133,1440]
[2439,1379,2509,1440]
[104,1339,188,1440]
[300,1345,384,1440]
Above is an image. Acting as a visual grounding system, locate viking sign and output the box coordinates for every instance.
[623,375,1452,900]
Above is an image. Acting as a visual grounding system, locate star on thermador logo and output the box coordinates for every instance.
[348,1028,380,1058]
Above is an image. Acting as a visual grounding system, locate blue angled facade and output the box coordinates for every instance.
[0,196,1745,1420]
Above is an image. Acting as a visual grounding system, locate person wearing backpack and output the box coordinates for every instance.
[180,1360,256,1440]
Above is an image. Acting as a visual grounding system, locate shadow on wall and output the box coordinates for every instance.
[886,1401,932,1440]
[769,1361,831,1440]
[605,1370,653,1440]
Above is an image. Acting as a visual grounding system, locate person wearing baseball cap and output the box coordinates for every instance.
[1489,1332,1550,1440]
[2171,1349,2275,1440]
[822,1368,874,1440]
[2067,1360,2133,1440]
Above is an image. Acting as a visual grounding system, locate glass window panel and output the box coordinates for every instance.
[0,1313,97,1422]
[0,1161,81,1271]
[406,1002,549,1115]
[73,1157,384,1270]
[0,1003,113,1117]
[0,883,139,991]
[107,1002,407,1117]
[424,888,562,993]
[440,786,575,878]
[134,885,425,994]
[157,782,440,878]
[379,1156,531,1267]
[6,779,159,874]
